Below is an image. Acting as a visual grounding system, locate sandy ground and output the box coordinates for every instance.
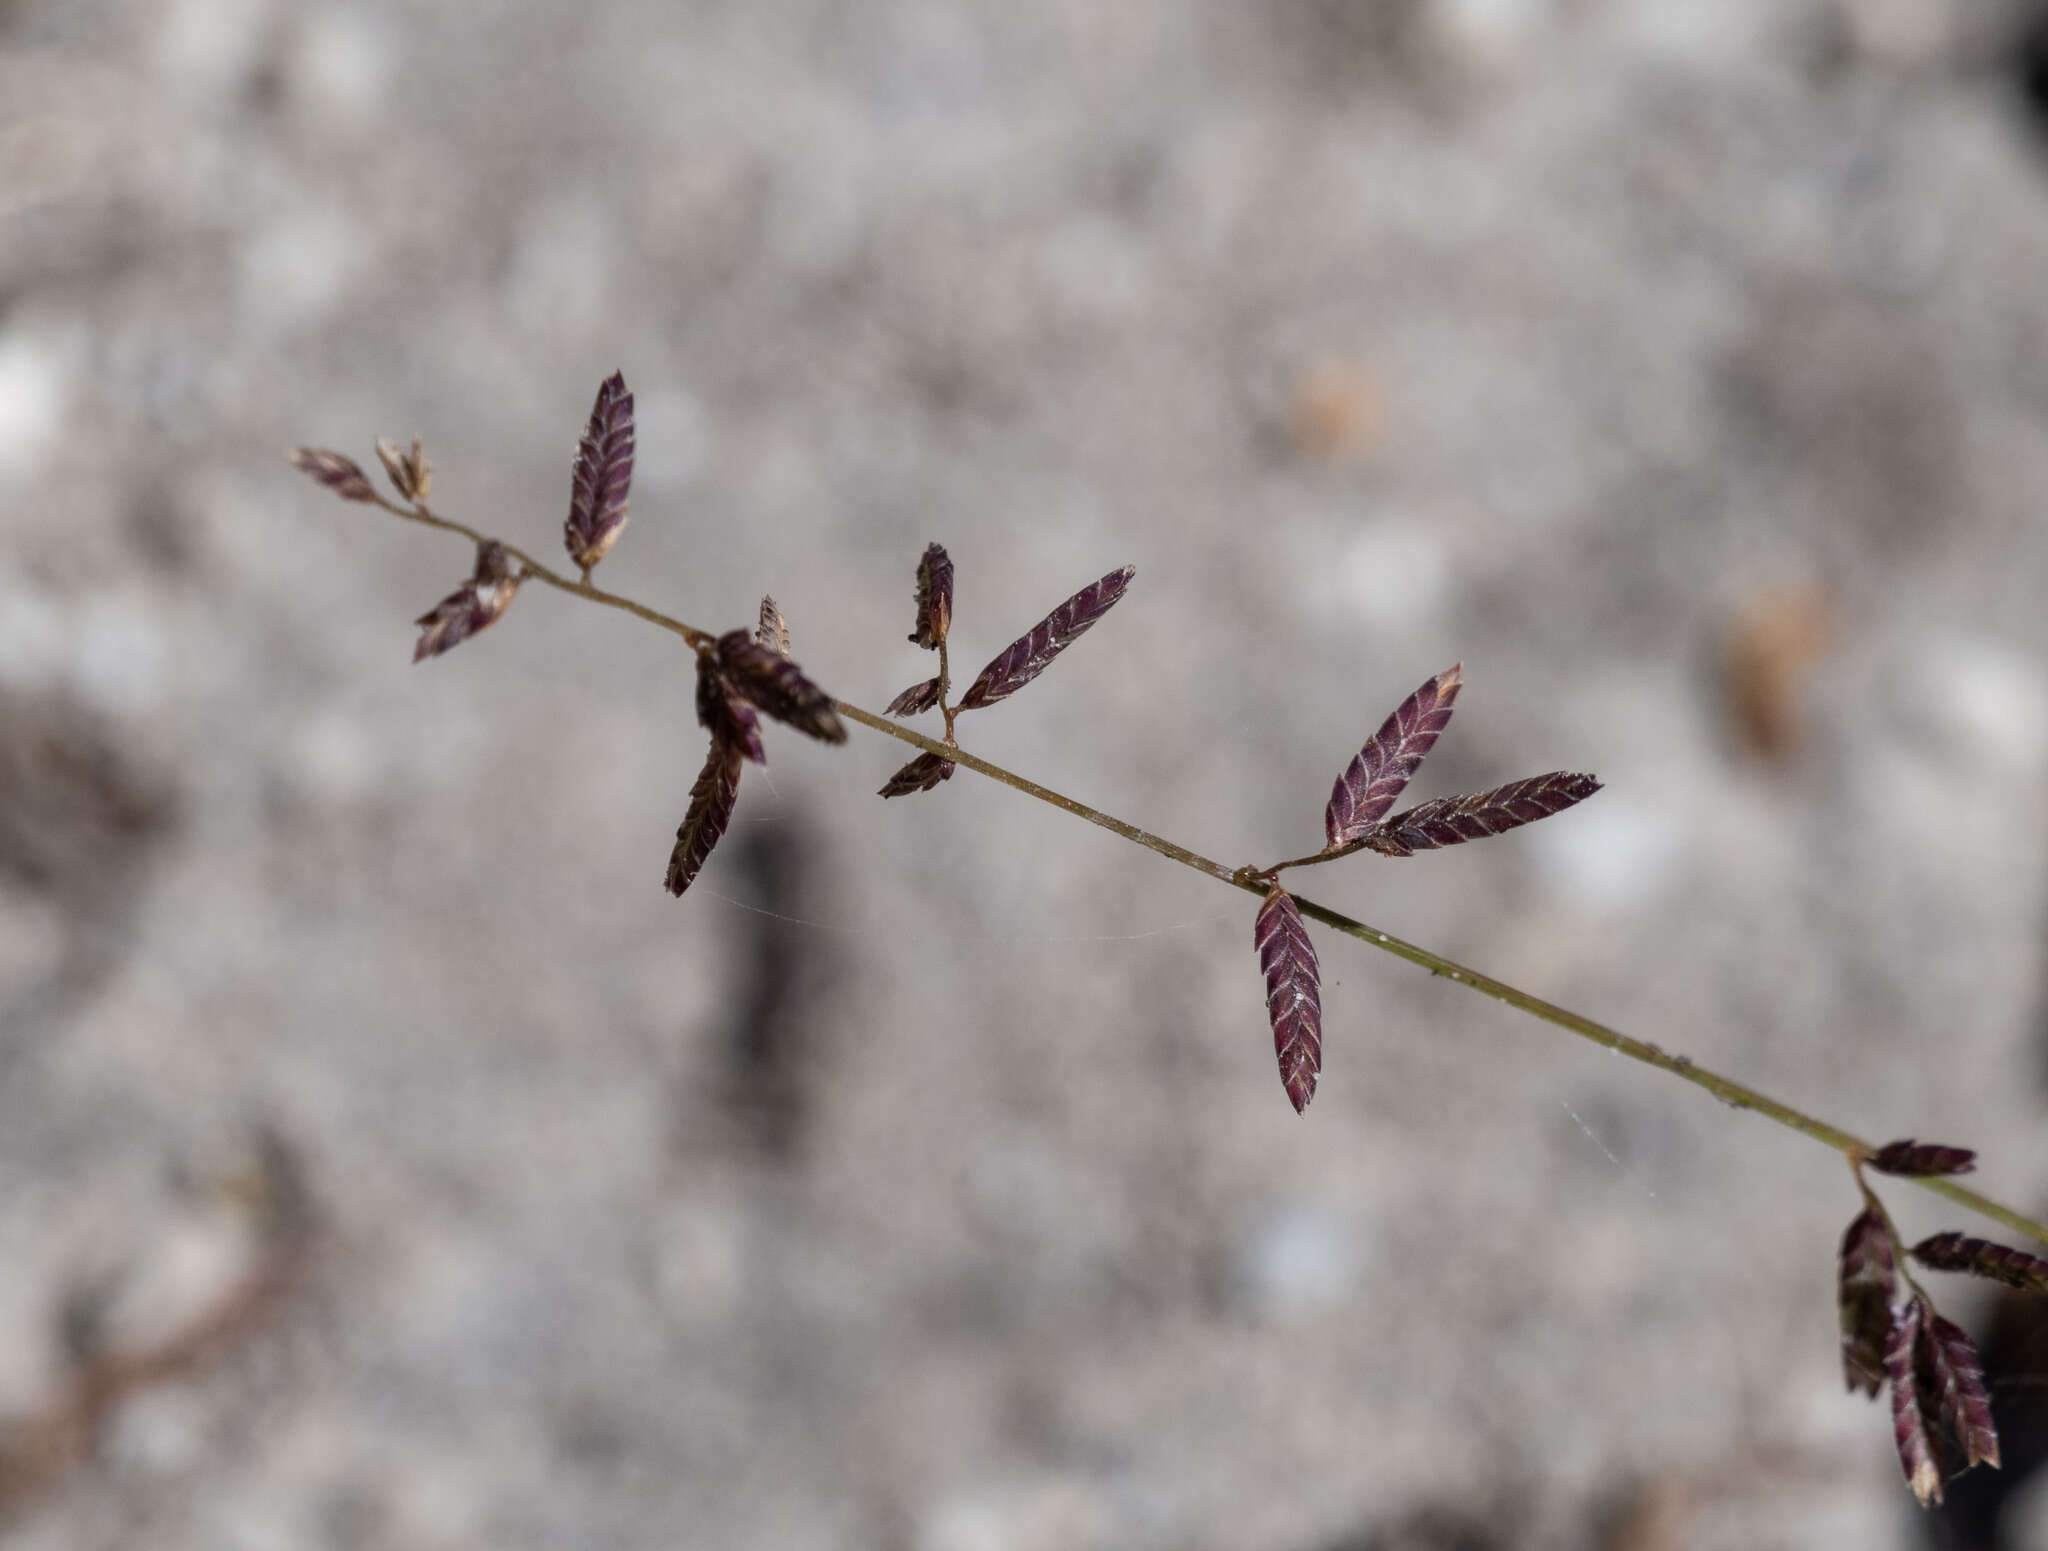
[6,1,2048,1547]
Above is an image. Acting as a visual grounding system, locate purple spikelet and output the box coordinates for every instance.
[1325,665,1461,849]
[1254,884,1323,1113]
[565,372,635,574]
[958,566,1134,712]
[1363,772,1601,856]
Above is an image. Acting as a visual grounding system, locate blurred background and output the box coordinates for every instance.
[6,0,2048,1546]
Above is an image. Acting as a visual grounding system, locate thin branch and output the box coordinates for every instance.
[371,501,2048,1250]
[375,495,715,651]
[937,635,957,747]
[1259,844,1362,876]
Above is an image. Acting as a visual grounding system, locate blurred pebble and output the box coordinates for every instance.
[104,1387,208,1477]
[0,331,75,479]
[1318,522,1451,635]
[651,1191,747,1328]
[1998,1466,2048,1551]
[239,211,366,337]
[0,582,169,718]
[1434,0,1555,70]
[1228,1200,1363,1322]
[72,590,171,720]
[279,708,382,810]
[1891,636,2048,776]
[154,0,275,104]
[506,194,616,344]
[917,1477,1117,1551]
[1836,0,1960,71]
[284,7,393,130]
[1525,794,1687,915]
[0,582,68,693]
[0,893,66,1004]
[630,385,713,492]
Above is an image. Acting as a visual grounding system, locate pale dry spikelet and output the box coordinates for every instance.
[289,447,378,503]
[412,541,522,661]
[375,436,431,503]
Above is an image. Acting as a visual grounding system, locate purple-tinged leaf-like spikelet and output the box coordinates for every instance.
[1924,1309,2000,1470]
[696,652,765,766]
[911,543,954,650]
[375,436,431,503]
[1362,772,1601,857]
[665,741,744,896]
[1887,1298,1944,1505]
[412,541,522,662]
[1839,1207,1897,1399]
[1911,1233,2048,1292]
[886,677,942,717]
[878,751,955,798]
[289,447,378,502]
[1326,665,1462,850]
[957,566,1135,712]
[1868,1141,1977,1179]
[1254,884,1322,1114]
[565,372,634,573]
[715,630,848,744]
[757,596,791,658]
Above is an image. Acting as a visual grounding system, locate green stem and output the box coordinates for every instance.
[377,501,2048,1249]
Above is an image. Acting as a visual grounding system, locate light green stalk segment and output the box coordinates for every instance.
[378,494,2048,1249]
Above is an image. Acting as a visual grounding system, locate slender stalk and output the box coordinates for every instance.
[378,496,715,651]
[1259,842,1364,877]
[381,500,2048,1248]
[937,636,958,747]
[1854,1164,1931,1301]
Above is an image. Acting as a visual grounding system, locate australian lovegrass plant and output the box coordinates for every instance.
[295,372,2048,1507]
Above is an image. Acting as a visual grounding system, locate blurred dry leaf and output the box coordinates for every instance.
[1726,586,1832,760]
[0,692,174,898]
[1287,358,1385,462]
[1599,1443,1838,1551]
[0,1130,314,1522]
